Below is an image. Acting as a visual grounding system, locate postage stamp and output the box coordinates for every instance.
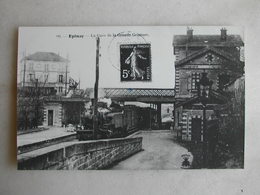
[120,44,151,81]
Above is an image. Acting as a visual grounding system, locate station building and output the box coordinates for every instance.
[173,28,244,141]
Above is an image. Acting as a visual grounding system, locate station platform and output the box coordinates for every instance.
[17,127,76,154]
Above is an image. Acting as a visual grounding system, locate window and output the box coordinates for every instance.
[44,64,49,72]
[191,73,200,91]
[58,75,63,83]
[29,73,34,81]
[28,63,33,70]
[58,87,63,93]
[218,74,230,90]
[51,64,56,70]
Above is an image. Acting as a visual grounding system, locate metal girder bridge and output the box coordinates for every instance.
[85,87,175,128]
[103,88,175,103]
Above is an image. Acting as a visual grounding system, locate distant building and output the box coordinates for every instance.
[17,52,87,129]
[42,93,88,127]
[173,28,244,141]
[18,52,69,95]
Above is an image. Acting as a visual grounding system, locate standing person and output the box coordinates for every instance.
[125,46,147,80]
[207,113,219,168]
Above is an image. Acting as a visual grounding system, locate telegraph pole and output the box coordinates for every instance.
[65,54,69,96]
[65,65,67,95]
[93,37,100,139]
[22,51,26,88]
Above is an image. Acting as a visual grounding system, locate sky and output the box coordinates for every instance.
[17,26,243,89]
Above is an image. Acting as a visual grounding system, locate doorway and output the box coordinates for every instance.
[48,110,54,126]
[191,118,202,142]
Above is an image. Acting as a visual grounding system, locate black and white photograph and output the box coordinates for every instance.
[16,26,245,170]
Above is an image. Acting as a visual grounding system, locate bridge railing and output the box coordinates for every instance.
[103,88,175,98]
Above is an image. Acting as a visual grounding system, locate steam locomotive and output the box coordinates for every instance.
[77,105,147,141]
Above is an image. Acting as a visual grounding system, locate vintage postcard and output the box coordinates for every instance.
[17,26,244,170]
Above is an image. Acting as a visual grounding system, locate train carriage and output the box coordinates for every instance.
[104,112,126,137]
[123,105,139,134]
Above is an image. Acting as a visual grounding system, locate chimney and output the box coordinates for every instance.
[220,28,227,41]
[187,27,193,41]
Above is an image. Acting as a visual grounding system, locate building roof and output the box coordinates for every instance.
[176,90,228,108]
[173,35,244,47]
[44,96,89,102]
[175,46,244,68]
[24,52,68,62]
[223,74,245,89]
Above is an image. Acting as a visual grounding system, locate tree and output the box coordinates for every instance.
[17,77,49,131]
[215,76,245,168]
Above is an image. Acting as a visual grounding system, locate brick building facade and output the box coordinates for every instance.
[173,28,244,141]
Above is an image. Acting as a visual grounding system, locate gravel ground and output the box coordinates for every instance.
[111,130,193,170]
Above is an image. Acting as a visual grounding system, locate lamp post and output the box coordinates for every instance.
[197,72,213,168]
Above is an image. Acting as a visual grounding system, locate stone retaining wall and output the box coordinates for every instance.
[18,137,142,170]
